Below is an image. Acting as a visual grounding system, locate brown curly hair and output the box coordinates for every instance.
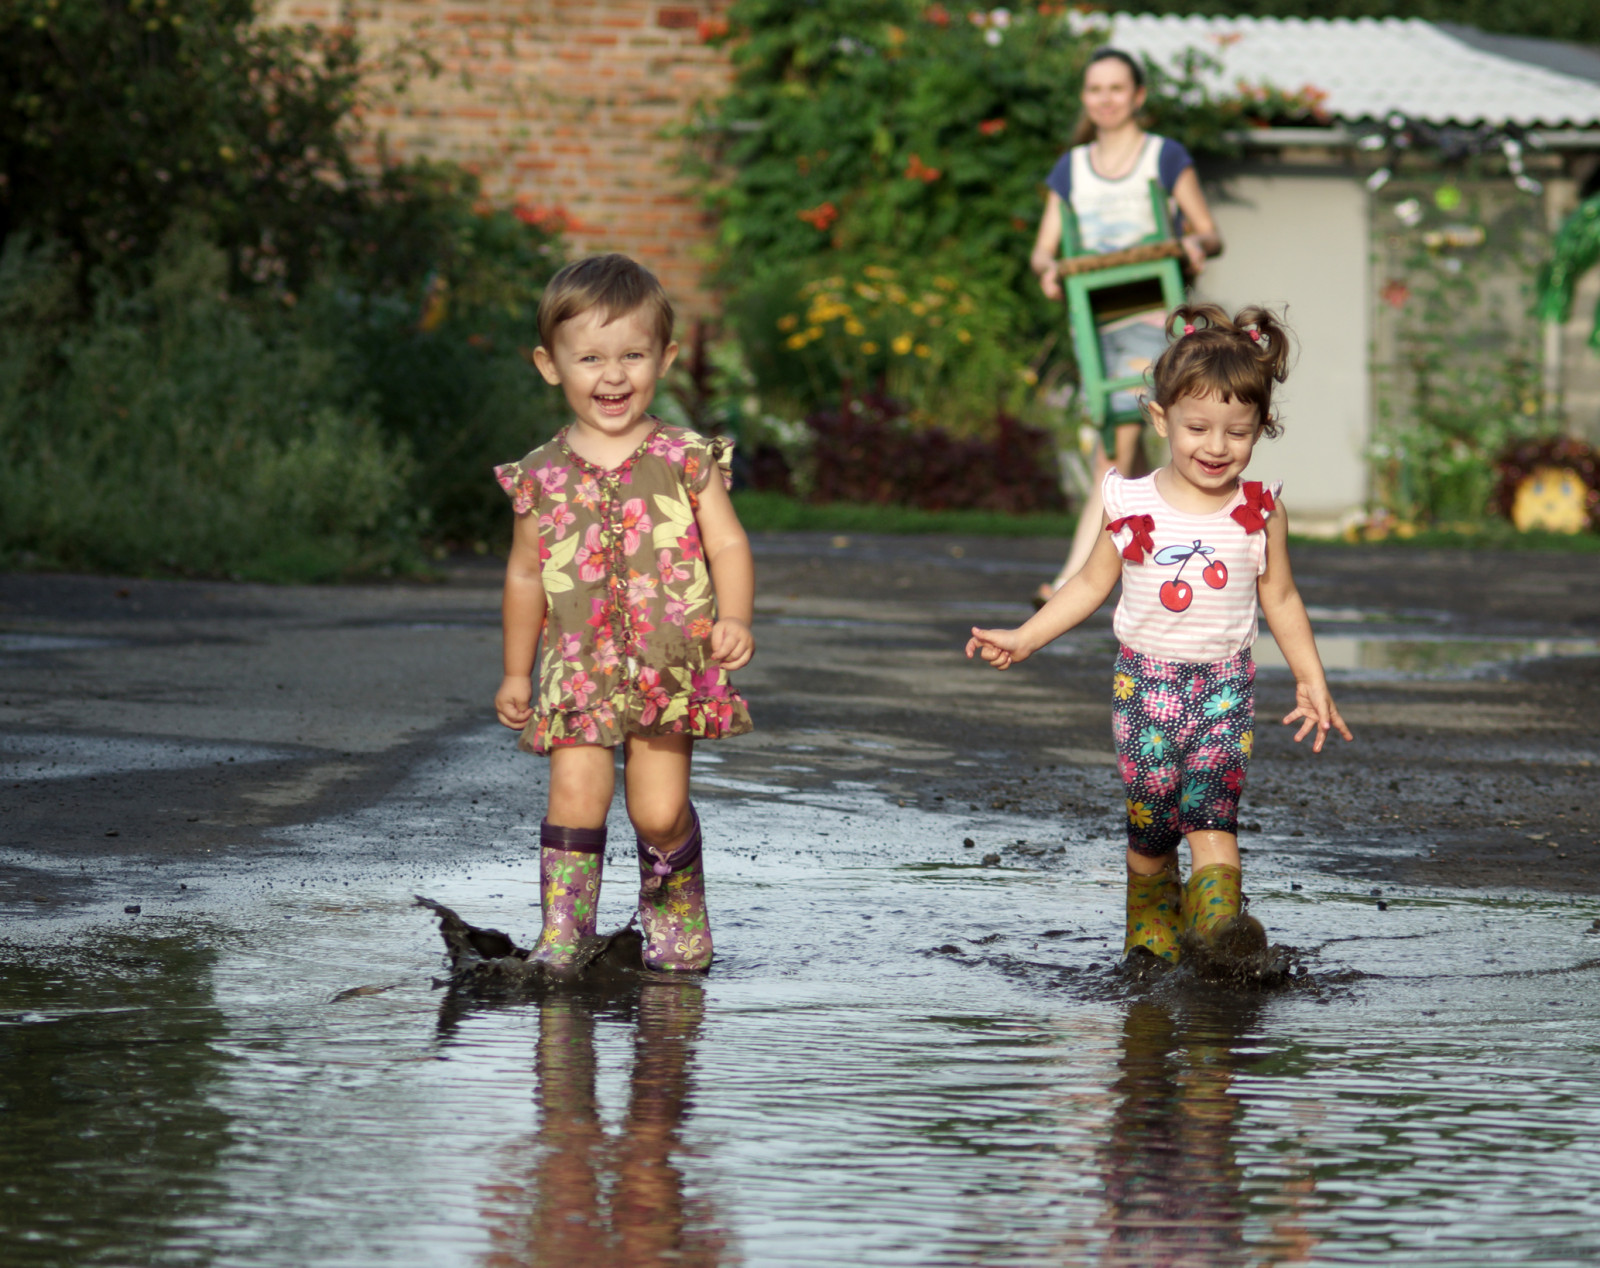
[1147,303,1293,439]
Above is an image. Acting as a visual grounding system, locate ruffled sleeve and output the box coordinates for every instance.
[493,451,543,517]
[685,433,734,496]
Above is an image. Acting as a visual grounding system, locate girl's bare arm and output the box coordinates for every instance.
[496,511,547,729]
[968,518,1121,668]
[694,473,755,671]
[1256,504,1352,752]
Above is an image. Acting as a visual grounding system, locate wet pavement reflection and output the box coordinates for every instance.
[466,983,723,1268]
[4,545,1600,1264]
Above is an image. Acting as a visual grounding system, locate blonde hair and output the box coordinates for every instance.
[536,253,675,351]
[1148,303,1292,438]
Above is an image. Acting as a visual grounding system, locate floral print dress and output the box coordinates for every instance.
[494,421,753,754]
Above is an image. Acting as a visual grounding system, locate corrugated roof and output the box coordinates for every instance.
[1078,14,1600,128]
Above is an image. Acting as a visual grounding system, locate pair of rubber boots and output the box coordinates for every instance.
[1124,860,1263,965]
[530,807,712,974]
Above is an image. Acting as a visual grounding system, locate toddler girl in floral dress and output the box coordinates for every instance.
[967,303,1351,965]
[494,254,754,973]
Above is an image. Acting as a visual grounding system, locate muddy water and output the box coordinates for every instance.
[5,736,1600,1267]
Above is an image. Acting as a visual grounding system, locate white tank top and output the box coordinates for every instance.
[1102,470,1282,664]
[1069,137,1166,255]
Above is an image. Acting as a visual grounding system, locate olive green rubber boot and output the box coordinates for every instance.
[1124,861,1184,964]
[1183,863,1243,939]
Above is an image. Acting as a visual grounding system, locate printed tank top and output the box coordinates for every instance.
[1102,470,1282,663]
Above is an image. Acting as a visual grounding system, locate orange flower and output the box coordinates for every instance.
[904,153,941,183]
[924,4,951,26]
[978,118,1006,136]
[797,202,840,230]
[697,16,729,41]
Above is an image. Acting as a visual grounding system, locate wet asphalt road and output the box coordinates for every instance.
[2,534,1599,921]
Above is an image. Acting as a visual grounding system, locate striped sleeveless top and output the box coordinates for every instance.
[1102,470,1282,664]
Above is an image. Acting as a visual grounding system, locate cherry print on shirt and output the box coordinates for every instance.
[1153,540,1226,613]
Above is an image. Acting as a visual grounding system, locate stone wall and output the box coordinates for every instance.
[265,0,734,315]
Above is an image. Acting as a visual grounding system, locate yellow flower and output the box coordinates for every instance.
[861,341,879,354]
[1020,367,1038,385]
[805,325,824,340]
[891,333,913,355]
[844,319,864,335]
[1240,730,1254,759]
[956,329,972,344]
[909,301,927,316]
[914,343,931,358]
[864,265,896,281]
[777,314,798,332]
[933,275,957,290]
[1127,800,1153,829]
[1113,672,1135,700]
[785,332,809,349]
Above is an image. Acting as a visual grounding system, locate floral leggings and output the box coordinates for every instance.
[1111,647,1255,857]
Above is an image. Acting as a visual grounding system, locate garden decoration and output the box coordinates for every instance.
[1058,180,1187,454]
[1535,193,1600,352]
[1493,437,1600,535]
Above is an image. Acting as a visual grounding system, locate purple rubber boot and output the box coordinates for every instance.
[530,821,606,971]
[636,807,713,972]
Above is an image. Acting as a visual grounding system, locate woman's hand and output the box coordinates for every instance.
[710,616,754,671]
[966,626,1032,671]
[495,674,534,730]
[1036,261,1062,301]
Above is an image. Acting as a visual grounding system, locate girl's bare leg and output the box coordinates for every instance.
[625,734,710,972]
[623,733,695,848]
[547,744,617,828]
[1187,830,1240,872]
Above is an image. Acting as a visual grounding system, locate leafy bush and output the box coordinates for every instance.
[0,233,416,581]
[807,391,1064,513]
[689,1,1330,463]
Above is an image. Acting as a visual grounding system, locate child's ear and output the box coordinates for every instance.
[1146,401,1169,438]
[532,345,562,386]
[656,339,680,377]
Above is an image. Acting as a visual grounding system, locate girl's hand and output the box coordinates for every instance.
[1180,233,1209,274]
[965,626,1031,671]
[710,617,754,671]
[495,674,534,730]
[1281,681,1353,753]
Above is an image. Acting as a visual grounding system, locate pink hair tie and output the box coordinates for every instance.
[1182,324,1195,335]
[1249,329,1261,342]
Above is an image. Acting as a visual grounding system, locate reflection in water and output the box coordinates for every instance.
[470,983,727,1268]
[1097,998,1317,1267]
[0,932,230,1265]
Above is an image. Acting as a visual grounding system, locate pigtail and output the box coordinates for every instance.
[1151,302,1294,438]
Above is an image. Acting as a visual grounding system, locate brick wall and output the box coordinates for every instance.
[266,0,734,316]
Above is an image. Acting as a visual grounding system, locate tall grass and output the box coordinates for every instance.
[0,233,417,581]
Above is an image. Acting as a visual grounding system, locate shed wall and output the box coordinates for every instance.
[1192,173,1372,527]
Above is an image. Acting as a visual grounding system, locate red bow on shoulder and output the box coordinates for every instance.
[1230,481,1275,534]
[1107,513,1156,562]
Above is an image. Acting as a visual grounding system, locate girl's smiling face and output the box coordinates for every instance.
[1081,57,1145,134]
[1148,391,1263,507]
[533,306,678,455]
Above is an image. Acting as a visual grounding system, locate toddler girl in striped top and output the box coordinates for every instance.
[966,303,1351,967]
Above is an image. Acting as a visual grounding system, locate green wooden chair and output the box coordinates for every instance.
[1058,180,1187,453]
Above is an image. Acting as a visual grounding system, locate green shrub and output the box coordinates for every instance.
[0,233,416,581]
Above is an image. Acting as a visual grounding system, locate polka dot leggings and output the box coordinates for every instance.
[1111,646,1254,857]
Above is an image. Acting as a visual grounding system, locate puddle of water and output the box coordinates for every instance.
[0,733,295,782]
[5,770,1600,1266]
[1257,633,1600,679]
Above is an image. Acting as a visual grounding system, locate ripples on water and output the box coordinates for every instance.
[4,800,1600,1266]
